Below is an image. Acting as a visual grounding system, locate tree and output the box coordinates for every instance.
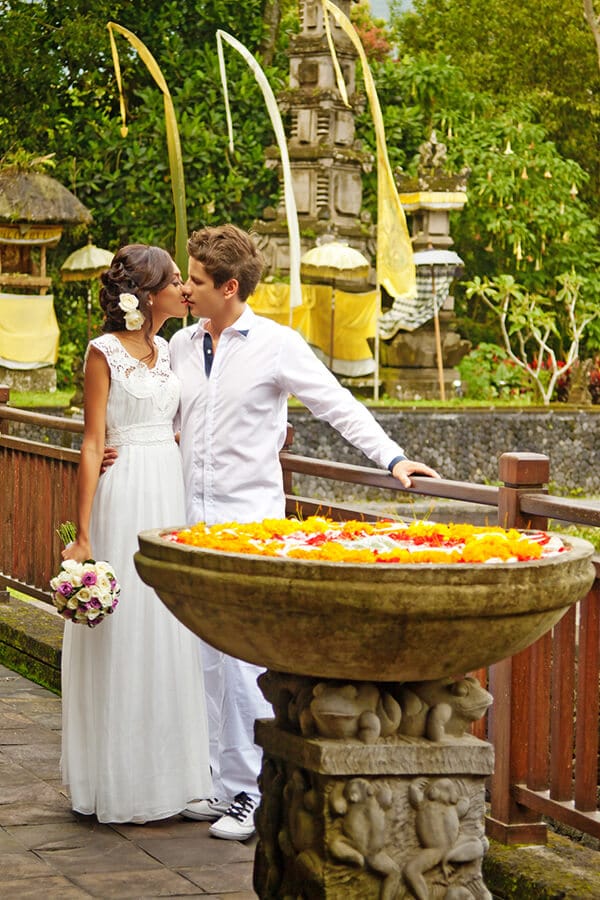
[465,272,600,404]
[390,0,600,207]
[0,0,295,257]
[583,0,600,69]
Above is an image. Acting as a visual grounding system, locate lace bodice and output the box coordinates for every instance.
[87,334,180,446]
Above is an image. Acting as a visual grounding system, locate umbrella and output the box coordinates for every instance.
[300,240,370,368]
[61,240,114,339]
[413,249,464,402]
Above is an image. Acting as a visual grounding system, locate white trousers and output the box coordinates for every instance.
[199,638,273,803]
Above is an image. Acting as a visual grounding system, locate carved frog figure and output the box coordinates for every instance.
[397,675,493,742]
[300,681,402,744]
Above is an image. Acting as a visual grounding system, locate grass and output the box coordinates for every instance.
[7,389,76,409]
[6,388,598,412]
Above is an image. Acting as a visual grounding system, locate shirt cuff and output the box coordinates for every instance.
[388,454,408,472]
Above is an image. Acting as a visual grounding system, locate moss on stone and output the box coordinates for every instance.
[0,596,63,693]
[484,832,600,898]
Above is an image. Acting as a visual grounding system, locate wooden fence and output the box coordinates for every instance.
[1,387,599,844]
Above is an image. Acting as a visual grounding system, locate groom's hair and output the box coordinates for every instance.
[187,224,264,301]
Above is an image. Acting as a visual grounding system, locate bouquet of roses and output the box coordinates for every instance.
[50,522,120,627]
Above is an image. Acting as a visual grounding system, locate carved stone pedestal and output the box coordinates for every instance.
[253,674,494,900]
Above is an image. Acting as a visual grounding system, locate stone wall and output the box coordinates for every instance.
[287,407,600,501]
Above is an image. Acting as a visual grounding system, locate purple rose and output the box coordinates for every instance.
[57,582,73,598]
[87,597,102,609]
[62,608,75,620]
[82,571,97,587]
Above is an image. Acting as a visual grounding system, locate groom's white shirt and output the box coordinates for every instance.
[169,304,405,527]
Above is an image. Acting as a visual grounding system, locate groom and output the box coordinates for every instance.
[170,224,439,840]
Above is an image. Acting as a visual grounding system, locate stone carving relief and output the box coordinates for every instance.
[278,768,322,883]
[328,778,401,899]
[404,777,489,900]
[258,672,491,744]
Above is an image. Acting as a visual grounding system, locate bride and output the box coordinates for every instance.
[60,243,212,823]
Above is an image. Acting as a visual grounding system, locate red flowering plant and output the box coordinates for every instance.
[588,356,600,404]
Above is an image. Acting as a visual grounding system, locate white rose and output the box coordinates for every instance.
[61,559,82,575]
[124,309,145,331]
[118,292,139,312]
[66,594,79,610]
[75,587,91,604]
[95,574,112,593]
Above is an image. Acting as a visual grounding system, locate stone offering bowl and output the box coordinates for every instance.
[135,530,595,681]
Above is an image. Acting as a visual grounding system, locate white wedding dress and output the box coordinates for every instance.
[61,333,212,823]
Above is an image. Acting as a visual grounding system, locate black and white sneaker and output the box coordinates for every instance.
[208,791,258,841]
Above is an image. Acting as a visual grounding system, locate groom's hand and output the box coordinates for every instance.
[100,446,118,474]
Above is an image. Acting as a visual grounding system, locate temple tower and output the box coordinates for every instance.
[253,0,374,277]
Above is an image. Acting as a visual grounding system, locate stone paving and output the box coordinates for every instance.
[0,664,257,899]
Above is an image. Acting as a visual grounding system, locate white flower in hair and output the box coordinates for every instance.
[124,309,145,331]
[118,292,139,313]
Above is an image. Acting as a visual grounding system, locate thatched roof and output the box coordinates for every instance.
[0,169,92,225]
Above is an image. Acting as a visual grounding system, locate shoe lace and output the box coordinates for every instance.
[227,791,255,822]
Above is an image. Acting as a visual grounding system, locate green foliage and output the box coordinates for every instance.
[0,0,296,386]
[457,343,530,400]
[390,0,600,205]
[2,0,600,396]
[464,271,600,404]
[0,0,291,257]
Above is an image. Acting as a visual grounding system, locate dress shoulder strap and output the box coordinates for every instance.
[84,334,128,375]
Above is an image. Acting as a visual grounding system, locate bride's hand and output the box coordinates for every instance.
[61,539,92,563]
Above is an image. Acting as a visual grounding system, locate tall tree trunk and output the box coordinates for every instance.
[583,0,600,71]
[260,0,282,65]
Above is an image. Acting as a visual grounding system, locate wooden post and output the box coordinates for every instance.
[486,452,550,844]
[430,266,446,402]
[281,423,294,497]
[0,384,10,435]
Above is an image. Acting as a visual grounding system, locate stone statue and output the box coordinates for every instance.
[404,777,489,900]
[396,676,493,742]
[259,672,403,743]
[299,681,403,743]
[418,130,448,174]
[328,778,401,899]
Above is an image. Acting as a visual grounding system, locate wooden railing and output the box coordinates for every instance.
[1,388,599,844]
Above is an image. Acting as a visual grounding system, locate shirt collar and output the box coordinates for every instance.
[190,304,256,340]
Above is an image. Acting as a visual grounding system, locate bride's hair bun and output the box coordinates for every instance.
[100,244,174,333]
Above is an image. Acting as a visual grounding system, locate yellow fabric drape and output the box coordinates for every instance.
[249,283,378,362]
[0,293,59,364]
